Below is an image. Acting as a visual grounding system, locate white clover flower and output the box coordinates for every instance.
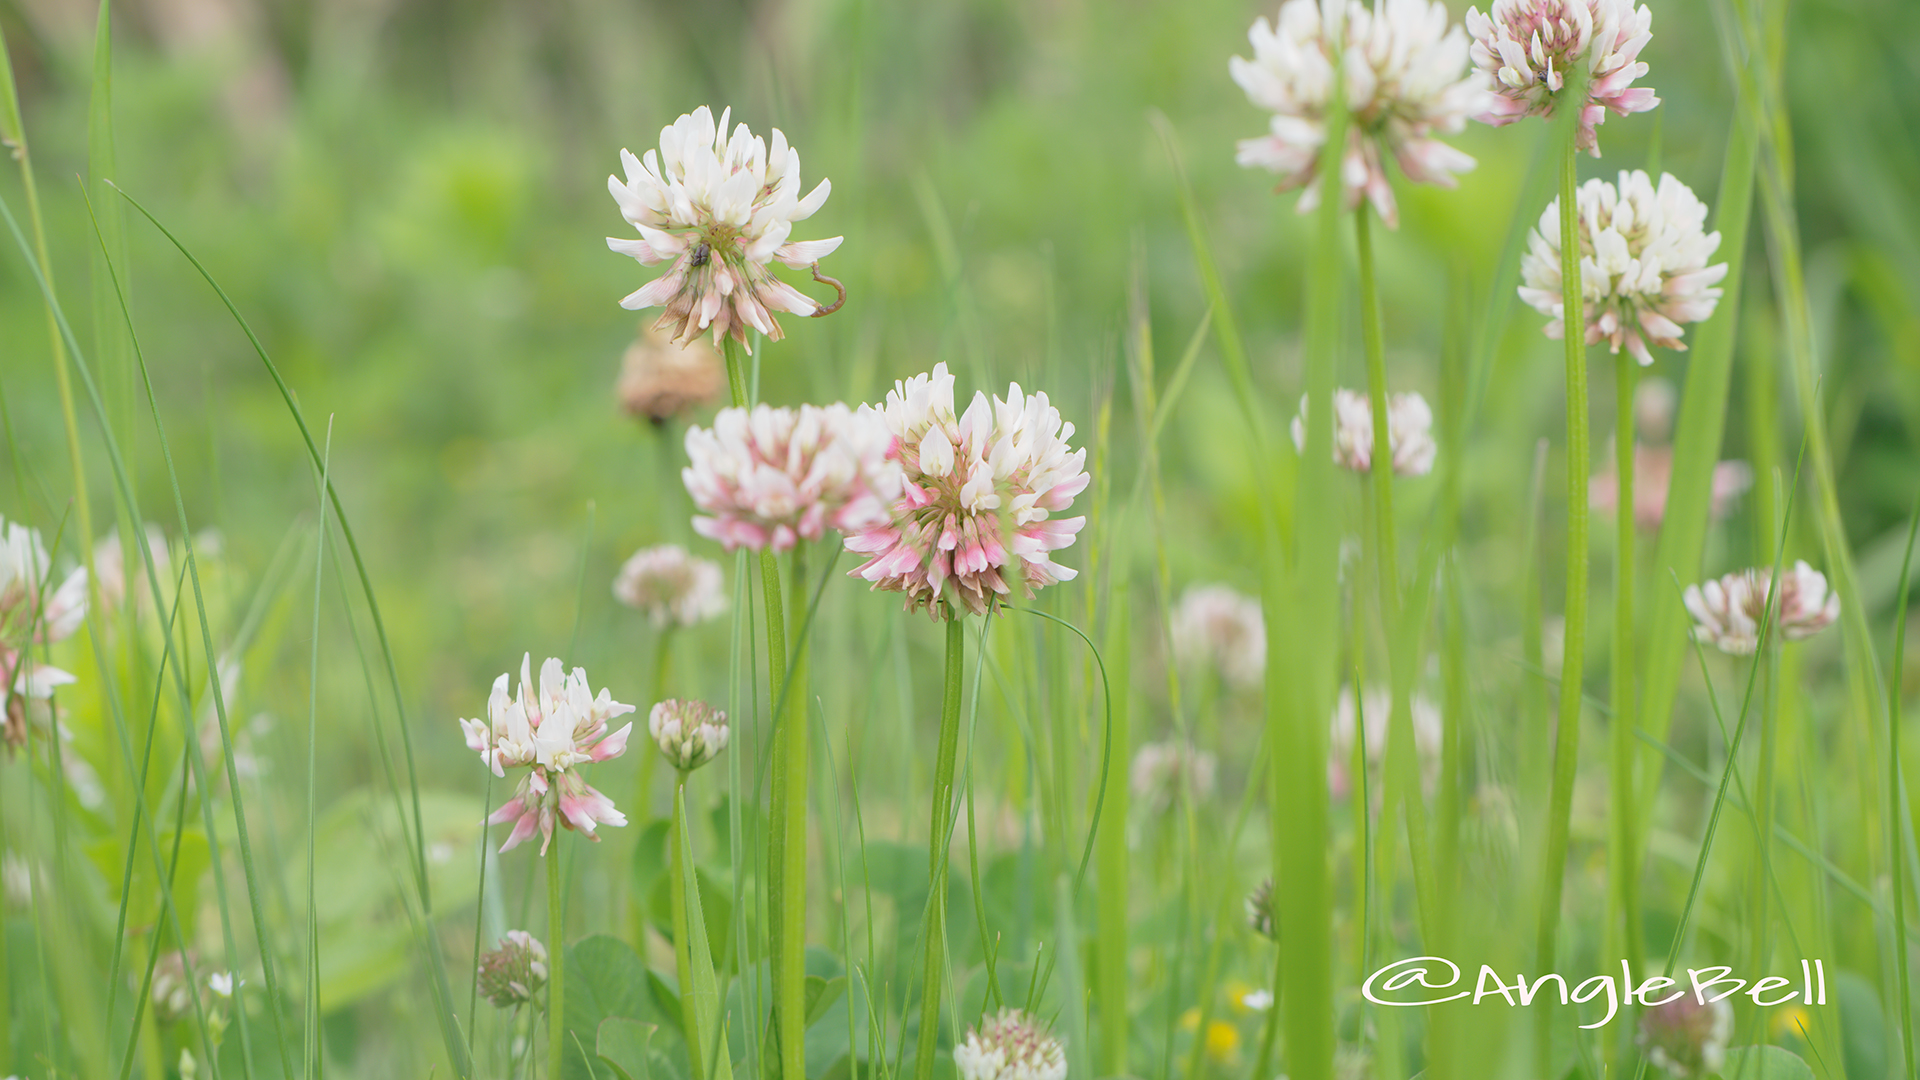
[1520,171,1726,366]
[478,930,549,1008]
[1170,584,1266,691]
[954,1008,1067,1080]
[1464,0,1658,155]
[1589,446,1751,532]
[460,655,635,854]
[613,544,727,629]
[1637,993,1732,1078]
[1,516,86,754]
[1329,684,1443,796]
[683,402,900,554]
[607,106,842,350]
[1682,561,1840,656]
[1232,0,1484,228]
[93,524,169,620]
[150,951,196,1024]
[1129,740,1219,813]
[1291,388,1436,476]
[845,363,1089,620]
[648,698,730,772]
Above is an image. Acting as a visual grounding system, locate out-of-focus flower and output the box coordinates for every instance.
[1241,987,1275,1012]
[1246,877,1278,940]
[2,852,30,911]
[1519,171,1726,367]
[1171,584,1266,690]
[1465,783,1520,875]
[1634,376,1677,442]
[684,403,899,554]
[460,655,636,855]
[845,363,1089,619]
[1637,992,1732,1078]
[1328,684,1444,797]
[1682,561,1840,655]
[1232,0,1483,228]
[478,930,549,1008]
[1177,1009,1243,1065]
[613,545,727,629]
[207,972,235,999]
[94,524,169,620]
[1129,740,1219,813]
[1,516,86,755]
[649,699,729,772]
[150,951,197,1024]
[1590,445,1751,532]
[1291,389,1436,476]
[1464,0,1658,155]
[953,1008,1067,1080]
[607,106,842,349]
[616,324,725,423]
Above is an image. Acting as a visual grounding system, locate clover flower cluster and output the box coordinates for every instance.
[1636,993,1732,1078]
[648,698,730,772]
[1,517,86,753]
[1231,0,1484,227]
[683,403,899,554]
[1292,389,1436,477]
[477,930,549,1008]
[1519,170,1727,367]
[953,1009,1067,1080]
[613,544,727,629]
[1682,561,1840,656]
[1170,584,1266,691]
[607,106,841,349]
[459,655,635,854]
[1328,684,1444,797]
[1130,740,1220,813]
[1464,0,1657,155]
[845,363,1089,619]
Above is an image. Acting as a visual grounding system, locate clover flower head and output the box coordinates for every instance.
[845,363,1090,619]
[150,951,197,1024]
[1464,0,1658,154]
[1171,584,1266,690]
[1232,0,1484,228]
[607,106,842,349]
[683,402,900,554]
[613,544,727,629]
[461,654,635,854]
[1682,561,1840,656]
[617,324,725,423]
[1637,992,1732,1078]
[478,930,549,1008]
[1245,877,1278,940]
[1589,446,1751,532]
[1130,740,1219,813]
[954,1008,1067,1080]
[1291,389,1436,476]
[1520,171,1726,366]
[1329,684,1444,797]
[649,698,730,772]
[1,516,85,754]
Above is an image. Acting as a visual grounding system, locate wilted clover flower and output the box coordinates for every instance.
[606,106,842,350]
[1129,740,1219,813]
[1245,878,1278,940]
[1682,561,1840,656]
[683,403,899,554]
[613,545,727,629]
[953,1008,1067,1080]
[1520,171,1726,367]
[478,930,549,1008]
[1464,0,1657,155]
[649,699,729,772]
[616,324,724,424]
[459,655,636,855]
[1637,993,1732,1078]
[1,516,86,754]
[1291,389,1436,477]
[1231,0,1483,228]
[845,363,1089,619]
[1170,584,1266,691]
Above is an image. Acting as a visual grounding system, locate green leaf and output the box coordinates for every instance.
[564,935,665,1080]
[597,1018,658,1080]
[1715,1045,1814,1080]
[803,976,845,1028]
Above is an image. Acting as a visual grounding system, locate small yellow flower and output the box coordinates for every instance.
[1771,1003,1813,1043]
[1178,1006,1201,1032]
[1203,1020,1241,1064]
[1223,980,1258,1015]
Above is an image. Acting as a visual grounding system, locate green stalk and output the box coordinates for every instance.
[548,842,565,1080]
[1887,505,1919,1080]
[914,614,966,1080]
[1354,204,1400,620]
[775,545,811,1080]
[1609,352,1642,976]
[1536,95,1590,1075]
[671,774,704,1080]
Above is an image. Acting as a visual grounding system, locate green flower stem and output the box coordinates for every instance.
[670,773,704,1080]
[1354,204,1400,621]
[1536,112,1590,1075]
[914,613,966,1080]
[1609,352,1642,976]
[547,840,565,1080]
[773,544,810,1080]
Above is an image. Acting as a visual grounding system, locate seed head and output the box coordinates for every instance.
[1246,878,1278,940]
